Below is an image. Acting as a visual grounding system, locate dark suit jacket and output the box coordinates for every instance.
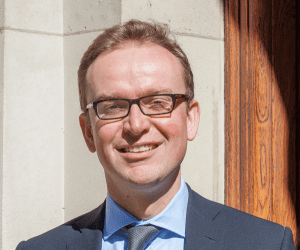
[16,185,296,249]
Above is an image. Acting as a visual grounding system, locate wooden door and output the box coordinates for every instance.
[224,0,299,247]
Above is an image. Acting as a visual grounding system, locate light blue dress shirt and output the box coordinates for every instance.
[102,176,188,249]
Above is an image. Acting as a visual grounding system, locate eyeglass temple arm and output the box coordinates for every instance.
[86,103,93,109]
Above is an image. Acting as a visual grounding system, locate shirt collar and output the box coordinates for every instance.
[104,176,188,239]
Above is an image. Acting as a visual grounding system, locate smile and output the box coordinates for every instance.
[119,144,158,153]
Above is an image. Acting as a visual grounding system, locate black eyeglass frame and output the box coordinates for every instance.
[86,94,188,120]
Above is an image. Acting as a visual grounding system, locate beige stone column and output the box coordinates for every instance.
[0,1,4,249]
[1,1,64,249]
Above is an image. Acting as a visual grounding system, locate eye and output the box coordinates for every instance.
[107,104,119,110]
[149,98,169,107]
[98,100,128,114]
[153,100,164,105]
[104,103,125,111]
[140,97,171,113]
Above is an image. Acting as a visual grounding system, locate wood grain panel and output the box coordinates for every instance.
[239,0,250,213]
[225,0,241,209]
[270,0,297,236]
[297,0,300,246]
[224,0,299,246]
[249,0,273,221]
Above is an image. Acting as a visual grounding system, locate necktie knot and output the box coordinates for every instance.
[126,224,159,250]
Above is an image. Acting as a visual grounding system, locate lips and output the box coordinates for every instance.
[118,144,158,153]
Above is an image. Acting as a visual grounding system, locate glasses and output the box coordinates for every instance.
[86,94,187,120]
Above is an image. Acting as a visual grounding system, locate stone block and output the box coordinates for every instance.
[122,0,224,39]
[63,0,122,34]
[5,0,63,33]
[0,30,3,250]
[0,0,4,28]
[3,30,64,249]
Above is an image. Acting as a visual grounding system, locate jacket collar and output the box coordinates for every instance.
[185,184,226,250]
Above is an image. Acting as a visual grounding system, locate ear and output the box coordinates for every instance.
[186,100,200,141]
[79,113,96,153]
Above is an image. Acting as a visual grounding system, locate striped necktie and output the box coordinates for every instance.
[126,225,159,250]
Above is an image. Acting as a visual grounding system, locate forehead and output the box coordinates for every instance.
[86,43,185,99]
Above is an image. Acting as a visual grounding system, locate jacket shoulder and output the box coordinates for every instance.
[189,185,284,231]
[218,201,295,249]
[16,203,105,250]
[16,225,84,250]
[187,187,295,250]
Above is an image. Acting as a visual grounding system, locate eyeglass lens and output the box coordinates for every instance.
[97,95,174,119]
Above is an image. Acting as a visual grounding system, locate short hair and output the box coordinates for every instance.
[78,19,194,112]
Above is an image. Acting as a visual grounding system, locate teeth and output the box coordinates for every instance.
[125,144,154,153]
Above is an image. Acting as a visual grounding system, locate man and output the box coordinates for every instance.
[16,20,295,250]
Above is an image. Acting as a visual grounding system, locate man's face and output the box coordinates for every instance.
[80,43,199,191]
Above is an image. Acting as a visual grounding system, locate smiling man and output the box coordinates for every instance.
[16,20,295,250]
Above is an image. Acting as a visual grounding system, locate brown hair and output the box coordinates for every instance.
[78,19,194,112]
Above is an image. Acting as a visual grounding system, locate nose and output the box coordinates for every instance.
[123,103,150,137]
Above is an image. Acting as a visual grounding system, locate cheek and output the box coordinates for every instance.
[164,117,187,138]
[93,122,120,150]
[100,128,118,139]
[165,123,181,136]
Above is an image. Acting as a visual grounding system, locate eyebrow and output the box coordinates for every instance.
[94,88,175,100]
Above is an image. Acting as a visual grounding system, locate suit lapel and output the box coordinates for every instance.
[185,185,226,250]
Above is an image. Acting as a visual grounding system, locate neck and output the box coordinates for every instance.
[106,167,181,220]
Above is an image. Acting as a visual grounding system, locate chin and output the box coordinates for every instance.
[124,172,161,187]
[127,176,157,186]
